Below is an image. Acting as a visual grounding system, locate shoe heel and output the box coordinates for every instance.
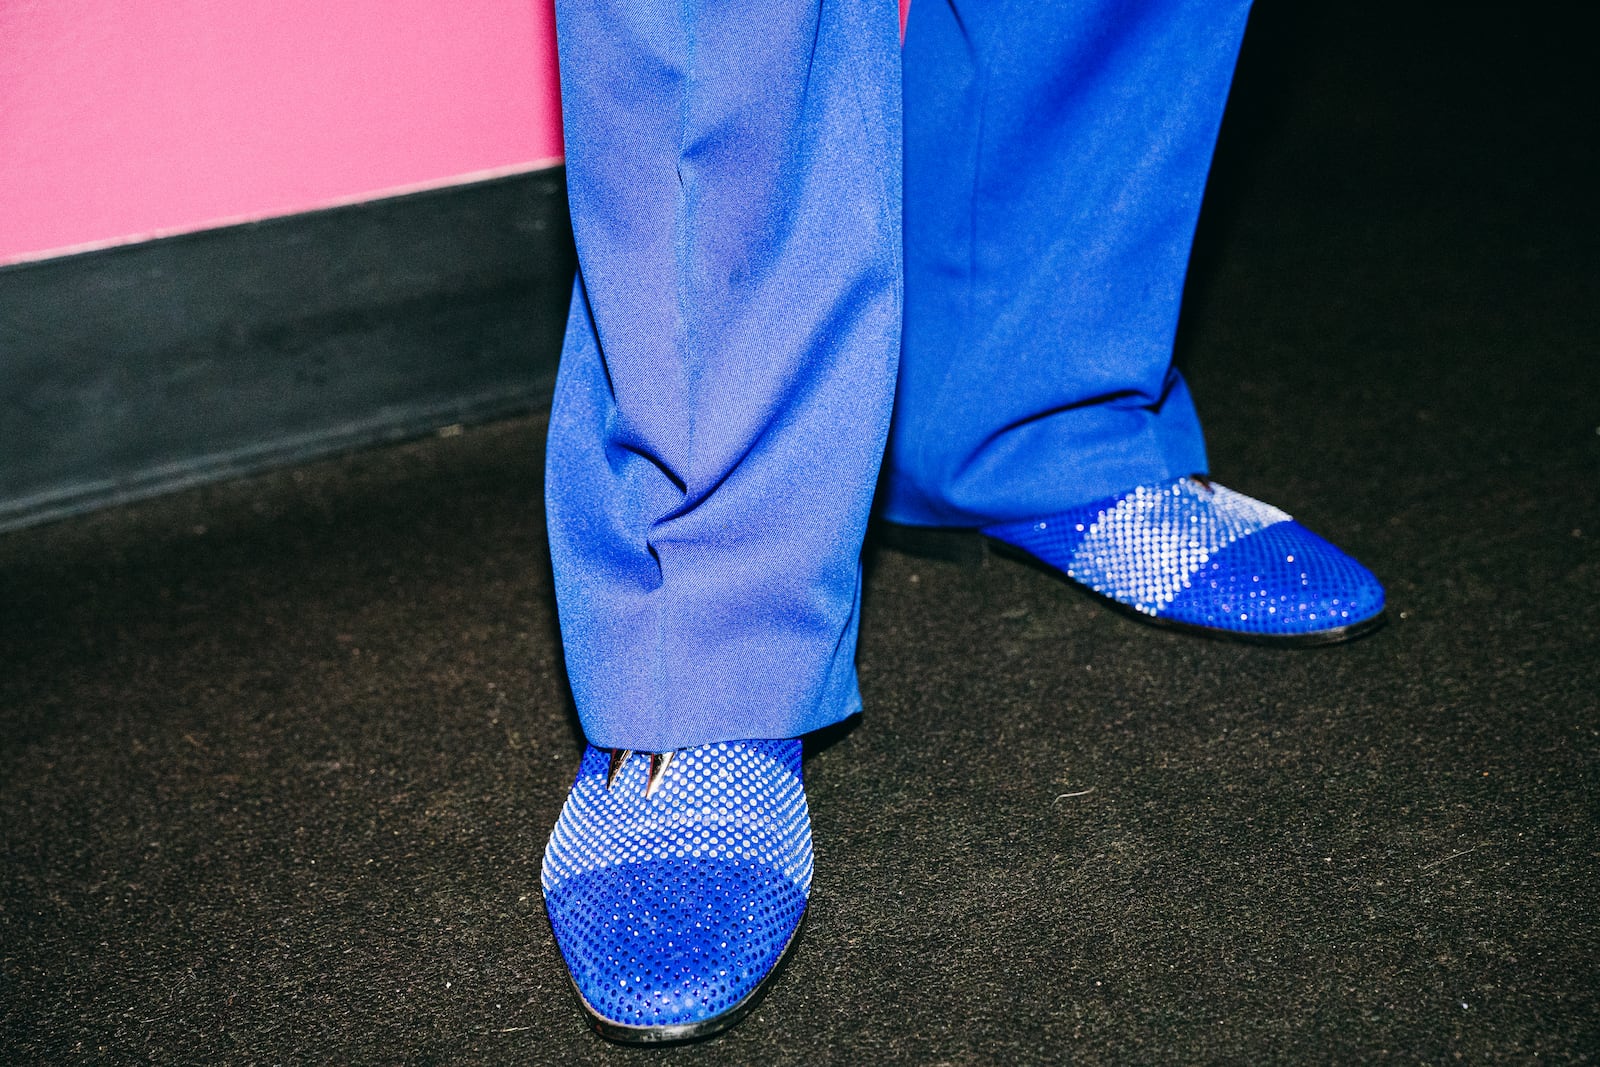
[872,520,988,566]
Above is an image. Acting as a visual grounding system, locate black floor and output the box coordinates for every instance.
[4,4,1597,1063]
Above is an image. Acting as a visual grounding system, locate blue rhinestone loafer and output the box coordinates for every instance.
[542,739,812,1043]
[980,476,1386,644]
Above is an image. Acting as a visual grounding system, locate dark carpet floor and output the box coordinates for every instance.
[4,4,1597,1063]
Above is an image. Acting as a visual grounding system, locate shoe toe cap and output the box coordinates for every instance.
[1163,520,1385,636]
[546,857,806,1032]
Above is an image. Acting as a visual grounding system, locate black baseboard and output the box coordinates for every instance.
[0,167,576,534]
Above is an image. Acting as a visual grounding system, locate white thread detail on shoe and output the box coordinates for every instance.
[542,741,813,894]
[1066,480,1291,614]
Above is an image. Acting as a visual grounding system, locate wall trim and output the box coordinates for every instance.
[0,166,575,534]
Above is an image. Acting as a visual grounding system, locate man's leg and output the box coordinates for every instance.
[548,0,901,752]
[542,0,901,1041]
[887,0,1384,643]
[889,0,1251,526]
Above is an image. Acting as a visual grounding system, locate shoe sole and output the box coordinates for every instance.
[559,909,808,1045]
[875,521,1388,648]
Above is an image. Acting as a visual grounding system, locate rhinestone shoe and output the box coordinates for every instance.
[542,739,812,1043]
[978,476,1386,644]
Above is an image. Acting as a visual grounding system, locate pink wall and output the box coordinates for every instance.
[0,0,564,266]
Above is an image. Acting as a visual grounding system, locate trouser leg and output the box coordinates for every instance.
[884,0,1255,528]
[546,0,902,751]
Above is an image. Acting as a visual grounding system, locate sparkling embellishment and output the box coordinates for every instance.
[982,476,1385,638]
[543,740,811,1034]
[1067,480,1289,614]
[645,750,675,798]
[606,748,632,790]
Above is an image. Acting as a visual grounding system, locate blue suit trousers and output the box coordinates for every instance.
[547,0,1254,750]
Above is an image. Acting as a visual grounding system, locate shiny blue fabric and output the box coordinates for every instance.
[549,0,1252,748]
[884,0,1255,527]
[546,0,902,750]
